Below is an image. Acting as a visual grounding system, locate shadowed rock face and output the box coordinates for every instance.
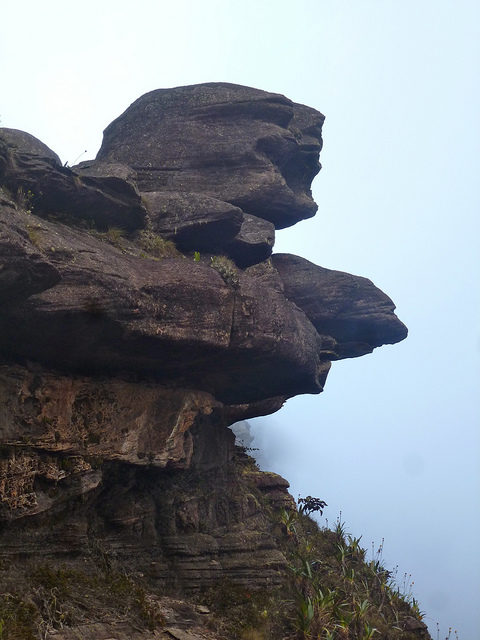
[0,84,408,607]
[0,196,60,302]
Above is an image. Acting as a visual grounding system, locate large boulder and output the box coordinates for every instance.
[0,84,407,420]
[95,82,324,230]
[226,213,275,267]
[272,253,408,358]
[141,190,244,254]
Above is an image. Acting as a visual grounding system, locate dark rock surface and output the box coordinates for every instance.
[0,128,146,231]
[95,83,324,230]
[273,253,408,358]
[0,127,62,165]
[0,211,329,405]
[0,198,60,302]
[0,393,288,589]
[141,190,244,254]
[226,213,275,267]
[74,158,138,183]
[0,83,418,639]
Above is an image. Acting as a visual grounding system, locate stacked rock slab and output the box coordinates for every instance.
[0,84,407,599]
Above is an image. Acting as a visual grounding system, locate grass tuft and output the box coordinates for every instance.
[210,255,239,288]
[136,229,180,258]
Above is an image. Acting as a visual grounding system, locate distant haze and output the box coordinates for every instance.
[1,1,479,637]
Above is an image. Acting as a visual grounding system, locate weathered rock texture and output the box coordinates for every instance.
[95,83,324,231]
[0,83,418,639]
[272,253,408,358]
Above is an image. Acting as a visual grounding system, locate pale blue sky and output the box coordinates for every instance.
[1,1,479,637]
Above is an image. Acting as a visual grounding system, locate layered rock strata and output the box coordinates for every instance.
[0,84,408,627]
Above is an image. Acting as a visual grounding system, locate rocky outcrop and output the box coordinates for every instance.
[95,83,324,230]
[0,212,330,405]
[0,83,419,639]
[0,129,146,231]
[272,253,407,358]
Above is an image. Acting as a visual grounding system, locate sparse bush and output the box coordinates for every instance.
[26,224,41,248]
[0,594,38,640]
[210,255,239,288]
[104,226,125,247]
[15,187,35,213]
[28,562,165,634]
[199,579,284,639]
[136,229,180,258]
[271,503,431,639]
[298,495,327,517]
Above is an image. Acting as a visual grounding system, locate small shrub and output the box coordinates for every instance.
[199,579,287,639]
[298,495,327,517]
[27,562,165,633]
[104,226,125,247]
[279,507,299,537]
[0,594,38,640]
[16,187,35,213]
[210,255,239,288]
[137,229,180,258]
[26,224,41,248]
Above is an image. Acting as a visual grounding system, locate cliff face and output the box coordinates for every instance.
[0,84,423,639]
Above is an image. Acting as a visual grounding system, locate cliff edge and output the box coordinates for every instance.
[0,84,427,640]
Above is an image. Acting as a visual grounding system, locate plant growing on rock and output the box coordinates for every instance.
[279,507,299,538]
[272,505,430,639]
[0,593,38,639]
[15,187,35,213]
[26,224,42,248]
[298,495,327,517]
[210,255,239,288]
[104,226,125,247]
[136,229,180,258]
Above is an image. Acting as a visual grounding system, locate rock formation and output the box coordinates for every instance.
[0,84,426,639]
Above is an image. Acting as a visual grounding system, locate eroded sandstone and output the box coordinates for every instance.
[0,83,416,639]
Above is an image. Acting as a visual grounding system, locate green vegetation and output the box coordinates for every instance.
[210,254,239,288]
[281,508,429,639]
[25,223,43,248]
[298,496,328,517]
[199,579,286,640]
[0,445,434,640]
[101,226,126,247]
[0,561,165,639]
[95,226,179,257]
[200,501,430,640]
[136,229,180,258]
[15,187,35,213]
[0,594,38,640]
